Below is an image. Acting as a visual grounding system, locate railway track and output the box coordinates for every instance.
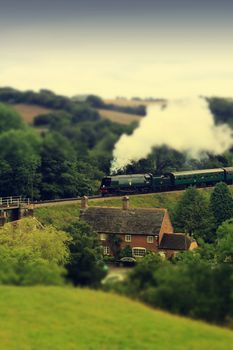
[32,187,207,208]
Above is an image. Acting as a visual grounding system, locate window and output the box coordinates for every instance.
[125,235,131,242]
[147,236,154,243]
[103,246,110,255]
[100,233,106,241]
[132,247,146,257]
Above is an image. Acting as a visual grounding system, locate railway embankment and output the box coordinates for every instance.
[34,185,233,228]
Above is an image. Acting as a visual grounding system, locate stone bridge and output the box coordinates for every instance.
[0,197,33,226]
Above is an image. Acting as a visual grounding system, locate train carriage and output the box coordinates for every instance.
[223,167,233,184]
[167,168,225,188]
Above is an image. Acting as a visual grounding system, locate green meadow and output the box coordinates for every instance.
[0,286,232,350]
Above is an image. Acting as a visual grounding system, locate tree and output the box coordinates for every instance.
[86,95,105,108]
[107,234,122,260]
[0,218,71,285]
[125,251,233,325]
[173,187,213,241]
[65,221,107,287]
[0,129,41,197]
[40,132,78,199]
[0,218,71,265]
[210,182,233,229]
[0,246,65,286]
[216,219,233,263]
[0,103,24,132]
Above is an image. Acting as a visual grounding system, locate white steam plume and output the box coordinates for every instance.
[111,97,233,173]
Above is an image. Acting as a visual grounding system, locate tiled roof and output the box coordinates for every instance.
[80,207,166,235]
[159,233,194,250]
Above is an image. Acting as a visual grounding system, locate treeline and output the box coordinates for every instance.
[0,87,146,116]
[0,103,135,199]
[208,97,233,126]
[0,88,233,199]
[104,183,233,326]
[83,95,146,116]
[0,87,81,111]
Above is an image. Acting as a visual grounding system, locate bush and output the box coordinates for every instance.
[65,221,107,287]
[0,246,65,286]
[0,218,70,286]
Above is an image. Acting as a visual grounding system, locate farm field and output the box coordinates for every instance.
[0,286,232,350]
[10,102,143,126]
[98,108,142,125]
[104,98,165,107]
[11,104,52,124]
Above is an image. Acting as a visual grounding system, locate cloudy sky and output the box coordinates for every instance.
[1,0,233,98]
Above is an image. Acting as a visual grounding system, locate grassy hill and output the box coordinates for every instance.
[0,286,232,350]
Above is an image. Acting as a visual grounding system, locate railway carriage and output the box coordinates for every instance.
[224,167,233,184]
[167,168,225,189]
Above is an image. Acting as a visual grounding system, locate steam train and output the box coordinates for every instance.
[99,167,233,196]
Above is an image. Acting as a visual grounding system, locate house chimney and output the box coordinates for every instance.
[81,196,88,209]
[122,196,129,210]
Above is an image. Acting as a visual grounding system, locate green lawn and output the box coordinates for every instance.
[0,286,232,350]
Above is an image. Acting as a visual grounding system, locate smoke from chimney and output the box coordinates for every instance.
[111,97,233,173]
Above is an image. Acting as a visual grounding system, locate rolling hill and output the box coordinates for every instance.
[0,286,232,350]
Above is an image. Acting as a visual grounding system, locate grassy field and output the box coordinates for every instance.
[104,98,148,106]
[0,286,232,350]
[11,104,52,124]
[98,108,141,125]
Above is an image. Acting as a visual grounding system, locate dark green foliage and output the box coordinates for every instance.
[86,94,146,115]
[34,111,72,129]
[124,253,233,325]
[0,129,41,197]
[40,133,79,199]
[86,95,105,108]
[0,103,24,132]
[208,97,233,126]
[0,246,65,286]
[173,187,213,241]
[119,245,132,258]
[216,219,233,263]
[107,234,122,260]
[121,145,186,175]
[210,182,233,228]
[65,221,107,287]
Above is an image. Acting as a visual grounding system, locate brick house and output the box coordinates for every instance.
[80,196,197,258]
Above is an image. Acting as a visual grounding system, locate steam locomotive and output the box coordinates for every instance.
[100,167,233,196]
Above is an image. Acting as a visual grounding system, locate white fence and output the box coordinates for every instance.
[0,196,30,208]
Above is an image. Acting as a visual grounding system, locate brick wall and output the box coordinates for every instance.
[102,234,159,255]
[120,234,159,252]
[159,210,173,244]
